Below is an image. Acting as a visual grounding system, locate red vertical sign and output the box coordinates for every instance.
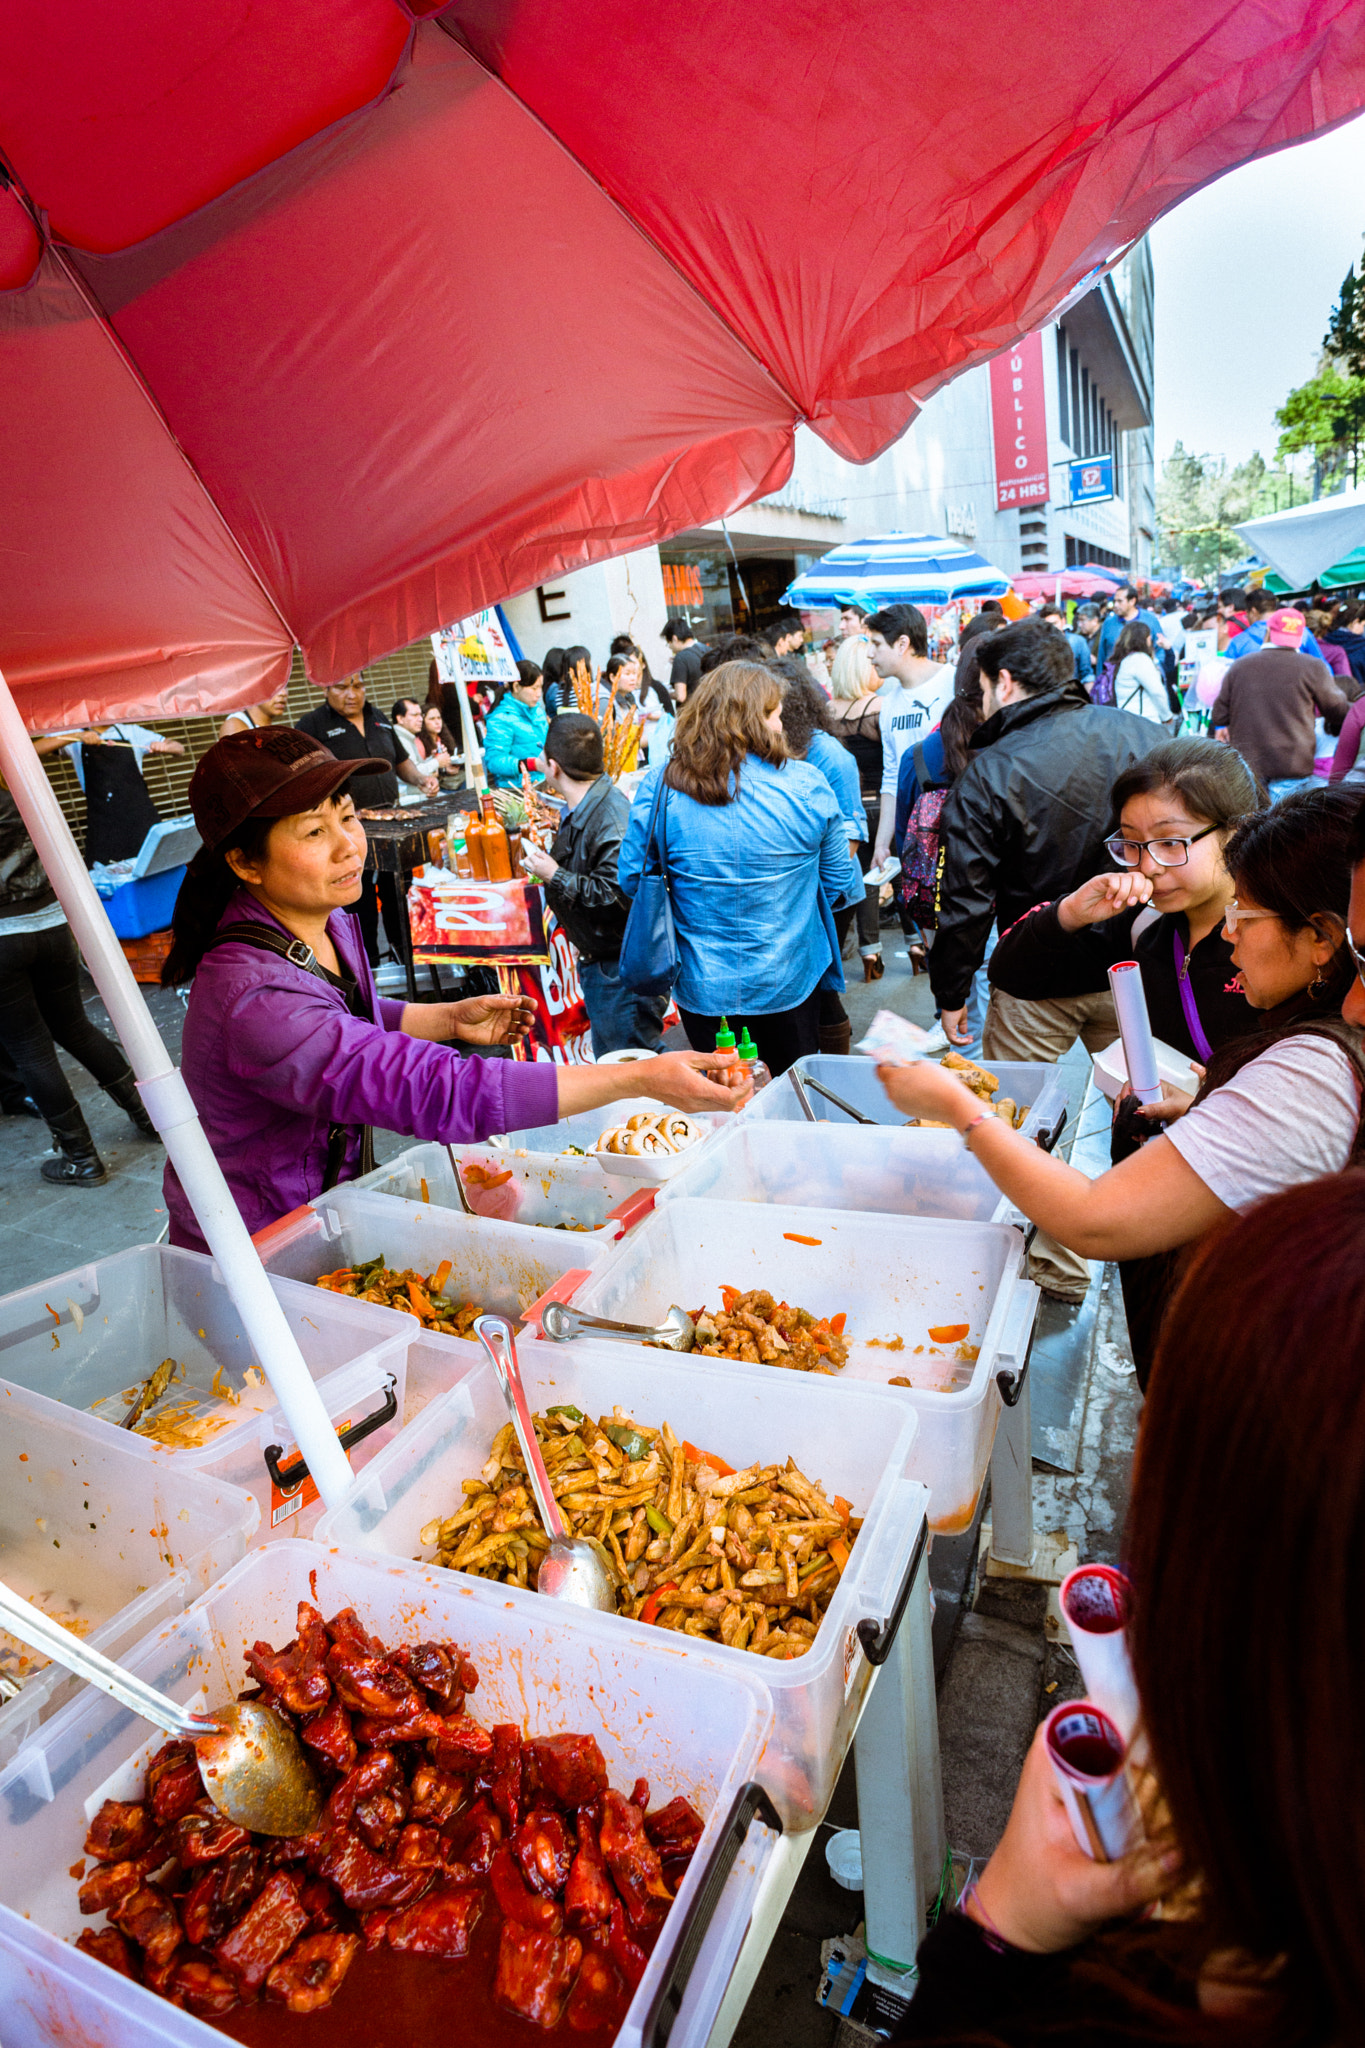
[990,332,1050,509]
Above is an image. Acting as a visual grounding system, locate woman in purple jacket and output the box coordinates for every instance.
[161,729,744,1250]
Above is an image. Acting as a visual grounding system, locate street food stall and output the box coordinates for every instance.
[0,2,1360,2040]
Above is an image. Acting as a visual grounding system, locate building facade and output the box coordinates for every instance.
[504,242,1155,657]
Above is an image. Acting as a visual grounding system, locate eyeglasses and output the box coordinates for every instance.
[1105,824,1218,869]
[1222,900,1280,935]
[1344,927,1365,986]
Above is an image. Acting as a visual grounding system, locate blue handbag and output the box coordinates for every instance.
[618,771,679,996]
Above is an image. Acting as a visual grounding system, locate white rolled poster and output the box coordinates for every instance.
[1107,959,1162,1105]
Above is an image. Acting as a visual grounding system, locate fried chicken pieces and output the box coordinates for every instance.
[691,1287,849,1373]
[73,1602,702,2033]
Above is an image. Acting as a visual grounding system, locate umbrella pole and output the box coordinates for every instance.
[0,674,355,1507]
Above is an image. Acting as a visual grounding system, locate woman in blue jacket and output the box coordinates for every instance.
[619,660,861,1075]
[483,662,549,786]
[775,662,868,1056]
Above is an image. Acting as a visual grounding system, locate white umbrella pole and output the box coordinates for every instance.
[0,674,355,1506]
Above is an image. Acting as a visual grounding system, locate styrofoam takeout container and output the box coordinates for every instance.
[317,1339,926,1830]
[0,1380,258,1765]
[354,1137,651,1237]
[545,1199,1037,1534]
[0,1246,408,1543]
[0,1543,778,2048]
[1090,1033,1199,1104]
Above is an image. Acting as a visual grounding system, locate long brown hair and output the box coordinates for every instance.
[664,661,786,805]
[1122,1171,1365,2045]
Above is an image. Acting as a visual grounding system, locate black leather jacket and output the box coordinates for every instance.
[542,777,632,963]
[929,683,1163,1010]
[0,789,57,924]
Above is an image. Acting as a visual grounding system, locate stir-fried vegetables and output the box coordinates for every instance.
[316,1254,483,1336]
[420,1407,863,1660]
[688,1288,850,1373]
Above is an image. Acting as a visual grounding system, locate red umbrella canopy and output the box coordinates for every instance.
[1,1,1361,728]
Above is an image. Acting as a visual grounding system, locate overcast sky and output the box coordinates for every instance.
[1150,113,1365,471]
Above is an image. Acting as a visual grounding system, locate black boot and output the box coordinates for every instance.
[102,1069,160,1142]
[40,1107,109,1186]
[1,1092,41,1118]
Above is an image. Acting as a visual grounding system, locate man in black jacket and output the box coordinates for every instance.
[931,623,1163,1295]
[520,714,668,1055]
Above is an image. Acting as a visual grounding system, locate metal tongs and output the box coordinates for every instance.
[446,1144,478,1216]
[540,1301,696,1351]
[790,1066,877,1125]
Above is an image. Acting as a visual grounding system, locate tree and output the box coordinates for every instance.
[1156,443,1271,579]
[1276,363,1365,489]
[1274,244,1365,489]
[1325,259,1365,381]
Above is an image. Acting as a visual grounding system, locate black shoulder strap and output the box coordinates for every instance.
[204,923,373,1190]
[207,921,324,976]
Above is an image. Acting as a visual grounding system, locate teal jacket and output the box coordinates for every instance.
[483,694,549,786]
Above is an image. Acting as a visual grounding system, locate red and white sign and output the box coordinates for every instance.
[990,331,1050,510]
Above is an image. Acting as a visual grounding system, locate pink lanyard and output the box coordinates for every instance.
[1172,929,1213,1063]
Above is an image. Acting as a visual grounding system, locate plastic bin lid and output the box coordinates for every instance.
[132,813,201,878]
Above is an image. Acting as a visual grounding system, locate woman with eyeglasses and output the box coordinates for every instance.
[878,784,1365,1384]
[988,741,1263,1067]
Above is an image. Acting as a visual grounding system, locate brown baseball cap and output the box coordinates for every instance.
[188,728,389,851]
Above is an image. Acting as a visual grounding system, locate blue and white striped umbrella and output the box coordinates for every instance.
[784,531,1011,609]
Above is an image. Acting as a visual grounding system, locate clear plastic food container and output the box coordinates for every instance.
[543,1199,1037,1535]
[741,1053,1069,1139]
[317,1338,925,1829]
[0,1380,259,1765]
[0,1246,409,1544]
[656,1118,1025,1225]
[0,1542,778,2048]
[354,1138,654,1237]
[255,1184,610,1339]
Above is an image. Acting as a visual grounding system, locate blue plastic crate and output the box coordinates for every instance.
[103,863,185,939]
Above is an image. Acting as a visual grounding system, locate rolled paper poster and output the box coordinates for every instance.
[1060,1564,1142,1750]
[1107,960,1162,1105]
[1045,1700,1143,1863]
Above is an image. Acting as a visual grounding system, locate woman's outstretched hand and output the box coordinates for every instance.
[967,1725,1181,1955]
[645,1050,753,1113]
[875,1062,980,1128]
[1057,871,1153,932]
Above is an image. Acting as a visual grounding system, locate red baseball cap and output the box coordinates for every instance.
[188,728,388,851]
[1264,607,1307,649]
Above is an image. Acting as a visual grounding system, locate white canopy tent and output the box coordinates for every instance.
[1235,486,1365,592]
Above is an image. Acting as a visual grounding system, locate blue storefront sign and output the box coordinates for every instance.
[1069,454,1114,504]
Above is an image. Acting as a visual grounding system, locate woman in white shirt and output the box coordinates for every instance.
[1110,621,1172,726]
[876,784,1365,1382]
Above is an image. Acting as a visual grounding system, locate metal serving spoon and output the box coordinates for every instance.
[539,1300,696,1351]
[0,1579,323,1836]
[473,1315,617,1612]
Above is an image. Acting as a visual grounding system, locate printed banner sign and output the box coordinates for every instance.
[431,611,520,686]
[409,870,551,966]
[991,331,1050,509]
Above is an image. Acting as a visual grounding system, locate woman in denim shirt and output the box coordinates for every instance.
[619,661,861,1075]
